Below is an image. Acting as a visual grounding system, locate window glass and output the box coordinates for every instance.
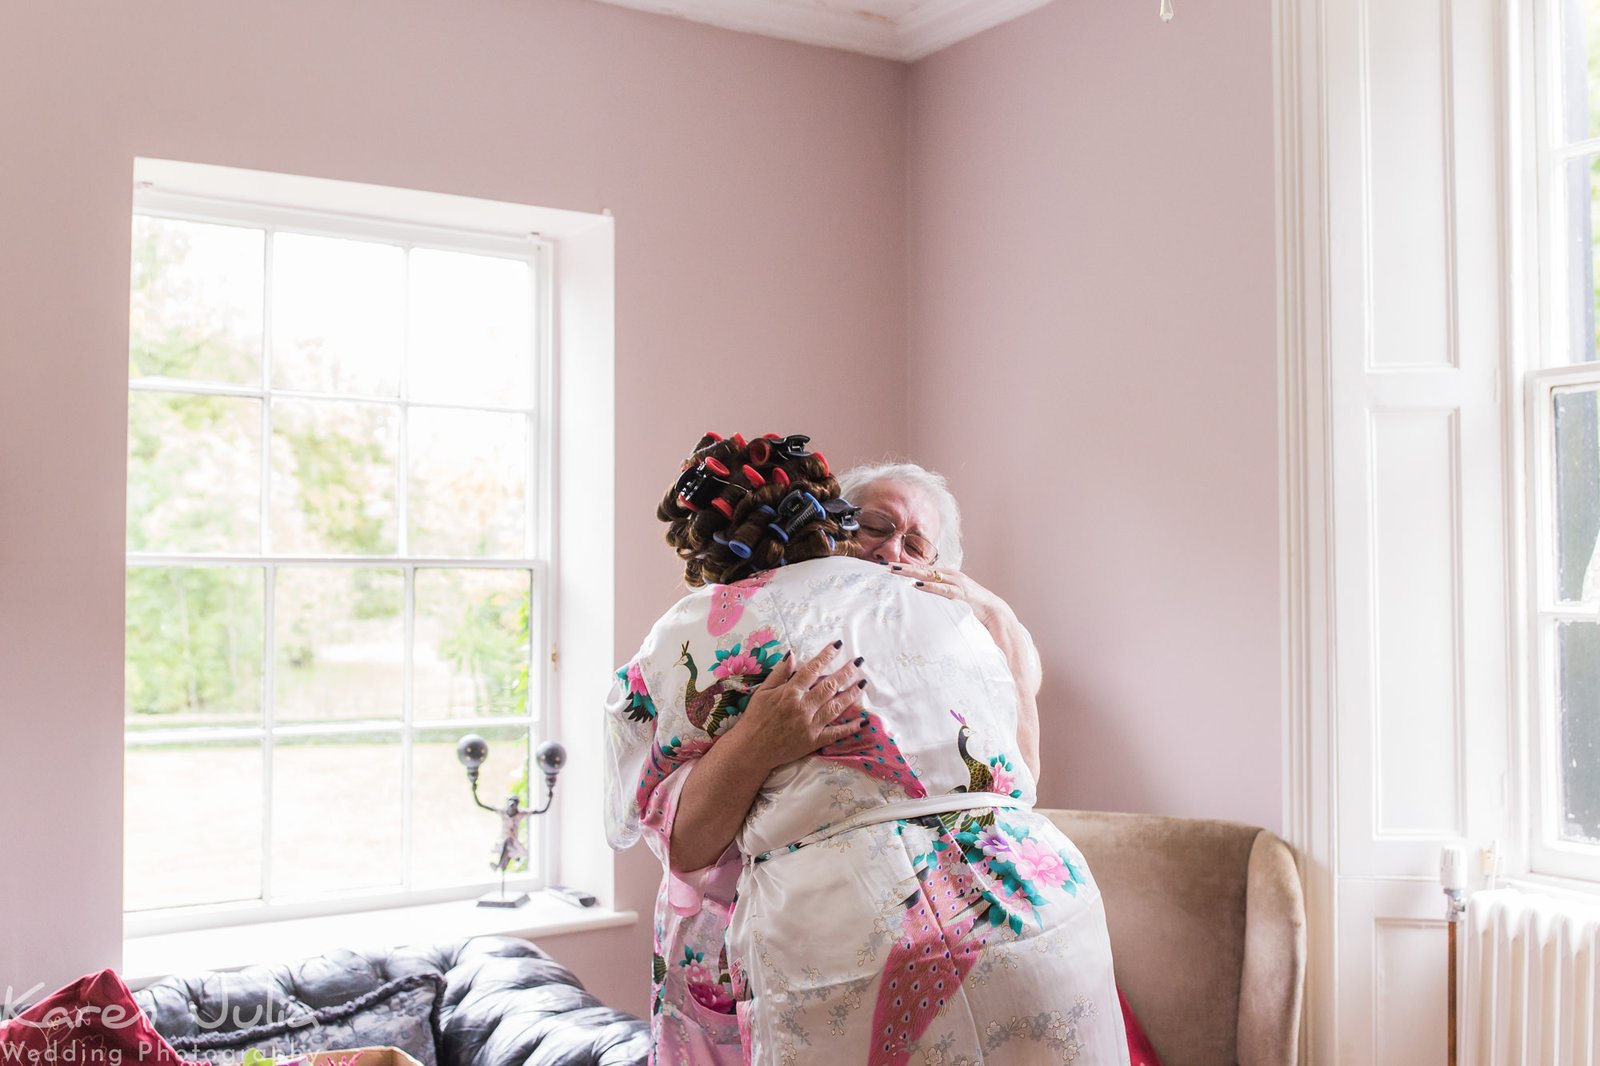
[1557,621,1600,844]
[270,233,404,396]
[129,216,263,384]
[273,567,404,724]
[126,200,546,921]
[128,392,262,554]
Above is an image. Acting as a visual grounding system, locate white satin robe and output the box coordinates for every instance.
[606,556,1128,1066]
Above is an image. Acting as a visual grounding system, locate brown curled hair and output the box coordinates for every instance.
[658,432,860,587]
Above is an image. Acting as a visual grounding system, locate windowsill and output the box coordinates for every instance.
[122,892,638,989]
[1501,873,1600,904]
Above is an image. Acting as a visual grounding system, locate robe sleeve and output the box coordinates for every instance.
[602,580,785,907]
[602,662,656,850]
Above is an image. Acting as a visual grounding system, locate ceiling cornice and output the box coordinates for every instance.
[588,0,1056,62]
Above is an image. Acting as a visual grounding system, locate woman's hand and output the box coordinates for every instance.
[883,562,1040,691]
[668,641,867,873]
[884,562,1006,632]
[733,641,869,772]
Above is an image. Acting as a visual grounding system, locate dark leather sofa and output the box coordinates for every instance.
[132,936,649,1066]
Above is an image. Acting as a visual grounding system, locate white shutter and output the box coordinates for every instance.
[1280,0,1515,1059]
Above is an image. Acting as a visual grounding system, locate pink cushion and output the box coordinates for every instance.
[1,969,198,1066]
[1121,988,1165,1066]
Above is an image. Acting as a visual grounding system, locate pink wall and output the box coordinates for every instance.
[0,0,906,1011]
[906,0,1281,828]
[0,0,1282,1021]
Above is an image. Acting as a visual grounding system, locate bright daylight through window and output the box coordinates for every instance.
[125,193,551,923]
[1528,0,1600,880]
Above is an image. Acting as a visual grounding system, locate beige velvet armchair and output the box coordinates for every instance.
[1040,809,1306,1066]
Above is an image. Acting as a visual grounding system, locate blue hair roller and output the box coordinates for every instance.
[712,530,729,545]
[727,539,752,559]
[767,523,789,543]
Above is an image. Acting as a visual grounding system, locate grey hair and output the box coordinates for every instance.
[836,461,964,570]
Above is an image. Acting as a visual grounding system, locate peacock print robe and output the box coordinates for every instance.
[605,556,1129,1066]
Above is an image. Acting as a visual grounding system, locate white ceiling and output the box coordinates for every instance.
[588,0,1057,61]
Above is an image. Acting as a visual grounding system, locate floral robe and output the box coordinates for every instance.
[606,556,1129,1066]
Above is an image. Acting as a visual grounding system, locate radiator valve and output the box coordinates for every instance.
[1440,844,1467,922]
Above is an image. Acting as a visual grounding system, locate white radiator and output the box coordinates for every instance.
[1462,888,1600,1065]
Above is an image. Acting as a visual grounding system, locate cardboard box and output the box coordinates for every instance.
[294,1048,424,1066]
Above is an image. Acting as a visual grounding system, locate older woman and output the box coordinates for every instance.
[606,434,1127,1066]
[839,462,1043,779]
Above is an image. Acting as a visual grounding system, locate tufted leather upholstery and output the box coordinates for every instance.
[131,937,649,1066]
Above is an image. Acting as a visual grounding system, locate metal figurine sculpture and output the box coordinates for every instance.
[456,734,567,908]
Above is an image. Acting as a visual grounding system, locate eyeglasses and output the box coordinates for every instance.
[855,509,939,564]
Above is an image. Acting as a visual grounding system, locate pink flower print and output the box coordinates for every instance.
[626,661,649,696]
[686,976,736,1014]
[748,626,778,648]
[712,651,761,678]
[990,767,1016,796]
[1012,839,1070,888]
[977,826,1015,861]
[683,957,735,1014]
[684,957,715,987]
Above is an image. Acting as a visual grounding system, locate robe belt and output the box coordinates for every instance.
[745,791,1025,866]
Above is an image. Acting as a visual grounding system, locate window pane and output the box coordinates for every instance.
[125,566,264,727]
[413,569,532,720]
[1553,385,1600,602]
[271,733,403,896]
[128,392,262,553]
[408,249,534,408]
[407,409,527,557]
[275,568,404,723]
[1557,621,1600,844]
[125,740,263,910]
[270,399,399,555]
[1561,0,1600,142]
[270,233,404,396]
[1564,157,1600,365]
[410,725,534,887]
[130,216,264,384]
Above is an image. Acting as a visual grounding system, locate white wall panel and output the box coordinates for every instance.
[1375,919,1450,1066]
[1287,0,1515,1059]
[1337,879,1452,1066]
[1370,410,1463,836]
[1368,0,1454,369]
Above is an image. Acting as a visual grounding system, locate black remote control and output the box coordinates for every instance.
[547,884,596,908]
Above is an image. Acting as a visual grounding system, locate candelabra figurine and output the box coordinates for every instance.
[456,734,567,908]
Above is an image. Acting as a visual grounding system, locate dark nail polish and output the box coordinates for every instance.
[853,656,864,667]
[782,651,792,661]
[857,679,868,689]
[915,581,925,587]
[891,565,903,571]
[832,639,843,649]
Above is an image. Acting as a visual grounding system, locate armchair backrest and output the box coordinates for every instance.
[1040,809,1305,1066]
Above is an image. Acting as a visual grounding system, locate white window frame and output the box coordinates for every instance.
[1520,0,1600,884]
[1524,365,1600,881]
[124,185,561,936]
